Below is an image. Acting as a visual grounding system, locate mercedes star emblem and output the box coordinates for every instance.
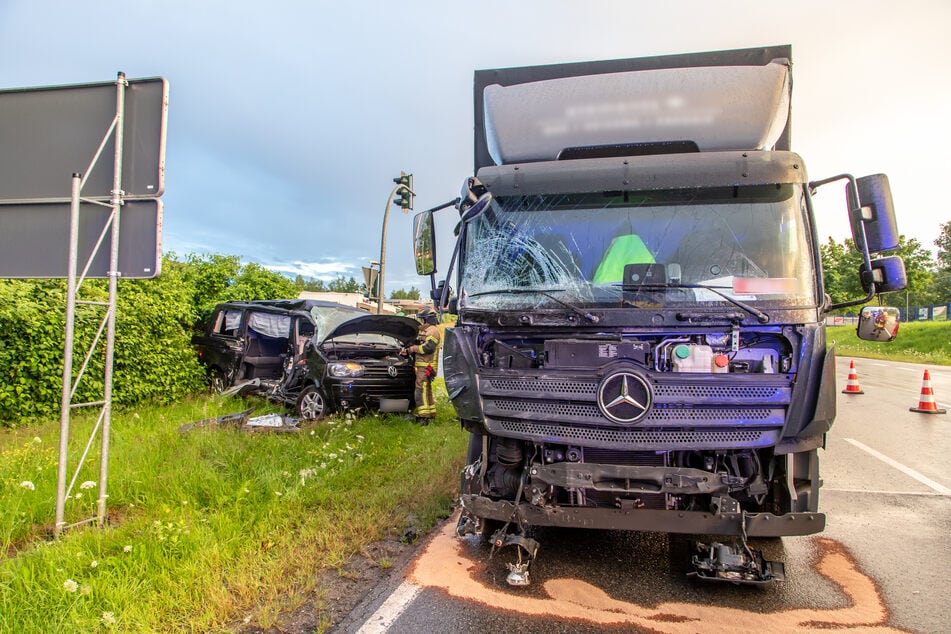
[597,370,651,424]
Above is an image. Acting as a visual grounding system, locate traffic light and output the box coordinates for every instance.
[393,171,414,211]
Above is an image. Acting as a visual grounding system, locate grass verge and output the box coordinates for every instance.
[0,383,466,632]
[829,320,951,366]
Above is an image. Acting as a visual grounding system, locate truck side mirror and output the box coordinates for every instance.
[856,306,900,342]
[849,174,899,254]
[413,211,436,276]
[859,255,907,294]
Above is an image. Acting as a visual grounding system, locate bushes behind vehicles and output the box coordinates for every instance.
[0,254,297,426]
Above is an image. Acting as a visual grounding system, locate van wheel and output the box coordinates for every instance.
[297,385,328,419]
[209,369,228,394]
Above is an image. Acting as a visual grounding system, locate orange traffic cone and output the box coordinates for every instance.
[910,369,947,414]
[841,360,864,395]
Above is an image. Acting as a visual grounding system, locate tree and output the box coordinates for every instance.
[175,253,298,322]
[820,237,863,305]
[934,221,951,302]
[820,235,936,310]
[389,287,421,300]
[935,221,951,269]
[890,235,937,307]
[328,276,360,293]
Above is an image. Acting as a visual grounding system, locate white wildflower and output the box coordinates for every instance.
[328,453,337,459]
[310,430,315,435]
[20,481,35,491]
[275,491,283,497]
[102,612,116,625]
[319,462,327,469]
[80,480,96,490]
[32,436,42,444]
[63,579,78,592]
[74,492,83,500]
[123,545,132,553]
[90,560,98,568]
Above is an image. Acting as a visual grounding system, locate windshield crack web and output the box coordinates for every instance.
[458,188,812,311]
[462,196,594,310]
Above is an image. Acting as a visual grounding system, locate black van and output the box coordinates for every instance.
[192,299,419,418]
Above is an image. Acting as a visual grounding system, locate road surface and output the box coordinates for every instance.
[340,358,951,634]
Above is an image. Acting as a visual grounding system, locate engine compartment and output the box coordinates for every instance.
[487,329,794,374]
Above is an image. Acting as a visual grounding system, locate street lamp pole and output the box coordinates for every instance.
[378,183,402,314]
[378,173,414,314]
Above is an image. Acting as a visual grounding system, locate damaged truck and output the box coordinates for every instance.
[411,46,906,585]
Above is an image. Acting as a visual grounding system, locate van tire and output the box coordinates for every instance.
[209,368,228,394]
[297,385,329,419]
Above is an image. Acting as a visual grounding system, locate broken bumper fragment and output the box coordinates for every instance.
[460,494,824,537]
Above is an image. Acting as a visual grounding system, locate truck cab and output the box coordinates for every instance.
[413,45,905,585]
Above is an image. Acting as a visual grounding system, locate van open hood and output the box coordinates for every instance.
[318,314,419,346]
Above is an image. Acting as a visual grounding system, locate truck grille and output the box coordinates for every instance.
[485,376,788,403]
[494,419,780,450]
[480,369,790,450]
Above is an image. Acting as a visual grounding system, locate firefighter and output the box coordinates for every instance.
[402,306,441,424]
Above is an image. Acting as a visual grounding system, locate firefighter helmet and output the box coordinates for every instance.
[416,306,438,325]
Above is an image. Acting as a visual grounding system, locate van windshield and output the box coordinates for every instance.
[459,184,817,311]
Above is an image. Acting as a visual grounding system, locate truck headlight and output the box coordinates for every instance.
[329,362,364,378]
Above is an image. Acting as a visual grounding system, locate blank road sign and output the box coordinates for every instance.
[0,200,162,279]
[0,77,167,201]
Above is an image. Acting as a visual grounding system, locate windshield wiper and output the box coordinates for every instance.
[617,282,770,324]
[466,289,600,323]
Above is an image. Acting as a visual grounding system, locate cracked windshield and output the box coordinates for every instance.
[460,184,816,311]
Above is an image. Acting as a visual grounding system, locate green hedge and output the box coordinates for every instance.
[0,254,298,426]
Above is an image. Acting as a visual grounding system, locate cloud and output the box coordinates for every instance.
[265,259,360,281]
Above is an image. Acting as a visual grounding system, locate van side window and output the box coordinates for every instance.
[213,309,243,337]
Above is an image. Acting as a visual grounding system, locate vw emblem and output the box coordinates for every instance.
[387,365,399,378]
[597,370,651,424]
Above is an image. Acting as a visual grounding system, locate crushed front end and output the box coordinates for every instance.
[439,156,836,584]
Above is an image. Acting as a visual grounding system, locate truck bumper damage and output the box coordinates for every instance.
[460,494,824,536]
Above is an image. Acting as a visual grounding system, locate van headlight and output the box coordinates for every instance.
[329,362,364,378]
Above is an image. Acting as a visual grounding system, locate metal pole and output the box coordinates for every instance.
[377,183,402,315]
[55,173,83,537]
[97,72,127,528]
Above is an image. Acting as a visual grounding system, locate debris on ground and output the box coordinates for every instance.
[178,408,255,432]
[178,409,301,433]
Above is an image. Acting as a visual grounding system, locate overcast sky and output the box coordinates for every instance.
[2,1,948,294]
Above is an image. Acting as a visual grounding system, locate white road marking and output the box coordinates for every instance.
[356,580,421,633]
[844,438,951,495]
[824,487,950,497]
